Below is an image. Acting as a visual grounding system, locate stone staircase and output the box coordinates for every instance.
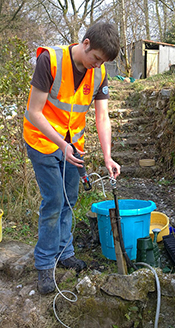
[86,79,171,179]
[108,80,158,178]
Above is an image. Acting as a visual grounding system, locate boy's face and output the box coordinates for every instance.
[82,39,107,69]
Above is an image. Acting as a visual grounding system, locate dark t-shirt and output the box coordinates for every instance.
[31,46,109,100]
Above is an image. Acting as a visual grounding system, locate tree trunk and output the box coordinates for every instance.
[144,0,150,39]
[120,0,131,76]
[156,0,163,41]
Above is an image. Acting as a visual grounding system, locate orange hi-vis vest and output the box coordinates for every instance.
[23,45,106,154]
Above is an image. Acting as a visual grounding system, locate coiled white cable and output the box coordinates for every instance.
[53,148,161,328]
[52,146,112,327]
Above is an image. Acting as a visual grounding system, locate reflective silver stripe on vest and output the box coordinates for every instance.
[72,127,85,143]
[24,108,65,140]
[47,97,72,112]
[25,107,34,125]
[49,46,63,99]
[48,96,88,113]
[47,99,89,113]
[92,67,102,101]
[73,104,89,113]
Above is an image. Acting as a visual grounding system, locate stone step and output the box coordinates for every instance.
[111,150,156,165]
[109,90,132,101]
[111,117,154,134]
[112,137,155,150]
[117,116,151,125]
[112,131,152,138]
[93,149,156,167]
[109,108,140,118]
[108,101,126,110]
[109,82,135,93]
[90,157,157,179]
[120,164,158,178]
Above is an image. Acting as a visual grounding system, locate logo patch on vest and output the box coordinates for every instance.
[102,86,108,95]
[83,84,90,95]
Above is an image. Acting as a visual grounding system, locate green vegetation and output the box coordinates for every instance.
[157,178,172,186]
[74,189,106,223]
[109,70,175,93]
[164,23,175,44]
[168,89,175,127]
[0,36,36,242]
[3,222,37,245]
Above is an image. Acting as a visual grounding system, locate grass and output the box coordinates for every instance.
[157,177,172,186]
[3,221,37,246]
[108,70,175,94]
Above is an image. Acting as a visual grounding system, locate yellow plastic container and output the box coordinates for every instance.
[0,209,3,242]
[149,211,169,242]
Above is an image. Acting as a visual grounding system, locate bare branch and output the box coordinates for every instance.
[39,0,70,43]
[158,0,174,11]
[56,0,65,10]
[82,0,90,20]
[70,0,76,14]
[78,0,90,13]
[0,0,26,33]
[11,0,26,21]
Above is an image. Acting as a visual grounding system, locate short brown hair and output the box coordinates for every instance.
[82,22,120,61]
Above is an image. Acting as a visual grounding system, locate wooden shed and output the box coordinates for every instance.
[105,40,175,79]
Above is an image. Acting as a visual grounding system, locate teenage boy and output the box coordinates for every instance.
[23,21,121,294]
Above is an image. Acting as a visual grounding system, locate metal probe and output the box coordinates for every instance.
[70,143,92,191]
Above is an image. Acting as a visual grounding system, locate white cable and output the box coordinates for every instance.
[135,262,161,328]
[89,173,109,184]
[52,148,114,326]
[88,173,110,198]
[53,144,77,328]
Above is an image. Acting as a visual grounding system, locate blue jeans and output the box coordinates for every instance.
[25,143,80,270]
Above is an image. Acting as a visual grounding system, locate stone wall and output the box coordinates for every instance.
[126,87,175,178]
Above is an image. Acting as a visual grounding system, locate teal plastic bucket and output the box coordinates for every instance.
[91,199,156,260]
